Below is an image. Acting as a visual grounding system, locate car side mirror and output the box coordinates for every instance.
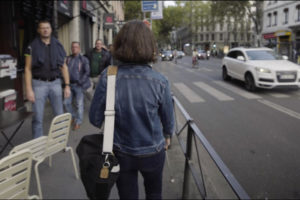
[237,56,245,61]
[282,55,288,60]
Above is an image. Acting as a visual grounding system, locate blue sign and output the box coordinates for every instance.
[142,1,158,12]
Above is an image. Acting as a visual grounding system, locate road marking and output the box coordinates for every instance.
[185,68,195,73]
[202,68,213,72]
[194,82,234,101]
[267,93,290,98]
[214,81,262,99]
[258,99,300,120]
[173,83,205,103]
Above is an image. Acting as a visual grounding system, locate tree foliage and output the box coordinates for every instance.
[152,5,186,46]
[123,1,264,47]
[124,1,143,21]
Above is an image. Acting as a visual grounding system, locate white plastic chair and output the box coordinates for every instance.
[10,113,79,199]
[0,149,39,199]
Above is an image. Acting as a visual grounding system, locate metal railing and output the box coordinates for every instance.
[172,95,250,199]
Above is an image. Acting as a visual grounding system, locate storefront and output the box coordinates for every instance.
[80,0,95,54]
[57,0,73,55]
[263,32,277,50]
[275,30,292,57]
[0,0,54,110]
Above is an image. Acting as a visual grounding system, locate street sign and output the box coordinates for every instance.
[151,1,163,20]
[142,1,158,12]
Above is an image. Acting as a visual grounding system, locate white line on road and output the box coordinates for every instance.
[201,68,213,72]
[267,93,290,98]
[214,81,262,99]
[185,68,195,73]
[194,82,234,101]
[258,99,300,120]
[173,83,205,103]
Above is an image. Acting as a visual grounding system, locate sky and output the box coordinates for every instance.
[164,1,176,7]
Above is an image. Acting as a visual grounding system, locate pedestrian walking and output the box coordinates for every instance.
[64,42,91,131]
[24,20,70,138]
[85,39,111,100]
[89,20,175,200]
[192,48,198,68]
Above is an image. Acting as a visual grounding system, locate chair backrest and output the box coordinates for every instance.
[9,136,48,161]
[45,113,72,157]
[0,149,33,199]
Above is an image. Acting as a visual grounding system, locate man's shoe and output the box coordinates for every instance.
[73,124,80,131]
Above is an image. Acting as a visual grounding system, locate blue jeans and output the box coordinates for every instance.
[63,84,84,125]
[32,79,63,138]
[115,150,165,200]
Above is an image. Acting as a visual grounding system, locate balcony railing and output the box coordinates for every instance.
[172,95,250,199]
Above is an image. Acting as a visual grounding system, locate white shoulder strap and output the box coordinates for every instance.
[102,66,118,153]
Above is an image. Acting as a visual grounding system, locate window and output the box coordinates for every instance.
[206,34,209,41]
[220,33,223,41]
[220,23,223,31]
[200,34,203,41]
[212,33,215,41]
[273,11,277,26]
[268,13,272,27]
[228,33,231,41]
[241,33,244,41]
[283,8,288,24]
[234,33,237,41]
[227,51,237,58]
[297,5,300,21]
[227,51,244,59]
[247,33,251,41]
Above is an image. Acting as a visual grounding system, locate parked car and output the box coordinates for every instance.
[222,47,300,91]
[161,51,173,61]
[197,50,207,59]
[177,51,185,59]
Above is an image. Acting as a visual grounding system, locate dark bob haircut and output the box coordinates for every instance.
[112,20,158,63]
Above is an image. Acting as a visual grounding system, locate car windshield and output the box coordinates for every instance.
[163,51,172,55]
[198,50,205,53]
[246,50,283,60]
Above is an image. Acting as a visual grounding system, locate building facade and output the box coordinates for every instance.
[175,2,255,56]
[262,0,300,62]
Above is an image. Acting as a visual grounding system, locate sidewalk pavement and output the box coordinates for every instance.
[0,98,186,199]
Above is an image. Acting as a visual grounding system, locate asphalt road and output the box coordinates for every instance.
[153,56,300,199]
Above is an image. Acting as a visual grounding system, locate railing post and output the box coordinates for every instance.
[182,125,193,199]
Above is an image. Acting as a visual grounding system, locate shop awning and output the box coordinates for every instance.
[263,33,276,39]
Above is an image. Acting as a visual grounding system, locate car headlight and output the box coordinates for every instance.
[162,55,165,57]
[255,67,271,73]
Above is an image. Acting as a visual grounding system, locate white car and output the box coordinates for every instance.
[222,47,300,91]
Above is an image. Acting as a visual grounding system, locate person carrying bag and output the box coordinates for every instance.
[89,20,175,200]
[76,65,119,200]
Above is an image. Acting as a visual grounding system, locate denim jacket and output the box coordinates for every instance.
[89,63,175,156]
[66,54,91,90]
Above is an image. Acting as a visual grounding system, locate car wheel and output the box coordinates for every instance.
[245,73,256,92]
[222,67,231,81]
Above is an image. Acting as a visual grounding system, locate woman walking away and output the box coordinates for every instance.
[89,20,175,200]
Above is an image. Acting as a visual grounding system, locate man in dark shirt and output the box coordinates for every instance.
[64,42,90,130]
[24,20,70,138]
[85,39,111,100]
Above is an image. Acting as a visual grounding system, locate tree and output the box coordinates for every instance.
[124,1,143,21]
[152,5,186,47]
[245,1,264,47]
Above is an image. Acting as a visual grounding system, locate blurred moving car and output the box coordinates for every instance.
[177,51,185,59]
[161,51,173,61]
[197,50,207,59]
[222,47,300,91]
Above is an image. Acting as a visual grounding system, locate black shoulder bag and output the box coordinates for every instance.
[76,66,119,200]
